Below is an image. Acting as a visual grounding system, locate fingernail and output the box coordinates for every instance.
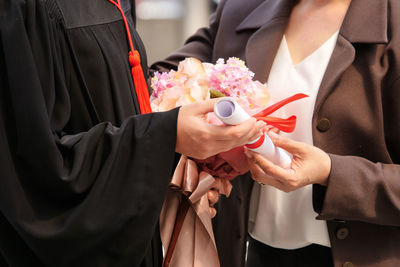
[268,131,279,139]
[244,148,252,158]
[256,121,266,128]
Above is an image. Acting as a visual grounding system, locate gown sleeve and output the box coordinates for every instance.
[0,0,178,266]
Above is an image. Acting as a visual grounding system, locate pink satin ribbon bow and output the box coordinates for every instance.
[160,156,231,267]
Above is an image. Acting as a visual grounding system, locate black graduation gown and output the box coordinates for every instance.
[0,0,177,266]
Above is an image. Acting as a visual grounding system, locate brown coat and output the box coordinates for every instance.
[153,0,400,266]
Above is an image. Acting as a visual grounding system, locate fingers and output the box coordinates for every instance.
[207,190,219,219]
[196,119,264,156]
[265,125,280,134]
[267,131,303,155]
[209,119,265,142]
[192,98,219,115]
[242,121,267,143]
[245,149,298,190]
[245,149,289,177]
[246,156,289,191]
[210,207,217,218]
[247,155,268,180]
[207,190,219,206]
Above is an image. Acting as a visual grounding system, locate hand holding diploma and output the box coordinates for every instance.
[244,131,332,192]
[176,99,266,160]
[214,98,292,169]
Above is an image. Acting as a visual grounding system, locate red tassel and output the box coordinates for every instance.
[129,51,152,114]
[107,0,152,114]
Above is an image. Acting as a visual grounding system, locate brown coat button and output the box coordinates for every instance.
[336,227,349,240]
[317,118,331,132]
[343,262,355,267]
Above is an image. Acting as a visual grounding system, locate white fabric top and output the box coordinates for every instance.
[248,31,339,249]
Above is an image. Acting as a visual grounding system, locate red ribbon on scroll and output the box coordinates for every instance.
[254,93,309,133]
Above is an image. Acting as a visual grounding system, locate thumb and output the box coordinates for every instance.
[192,98,219,115]
[268,131,303,155]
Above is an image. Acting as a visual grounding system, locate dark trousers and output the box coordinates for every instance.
[246,236,334,267]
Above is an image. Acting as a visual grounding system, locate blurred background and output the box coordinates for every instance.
[135,0,219,64]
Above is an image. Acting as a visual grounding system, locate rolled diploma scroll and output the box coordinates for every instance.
[214,98,292,169]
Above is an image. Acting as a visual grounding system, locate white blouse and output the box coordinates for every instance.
[248,31,339,249]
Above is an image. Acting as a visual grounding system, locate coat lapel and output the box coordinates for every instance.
[314,0,388,113]
[313,36,355,114]
[236,0,295,83]
[235,0,388,112]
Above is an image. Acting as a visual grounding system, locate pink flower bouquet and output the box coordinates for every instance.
[151,57,269,115]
